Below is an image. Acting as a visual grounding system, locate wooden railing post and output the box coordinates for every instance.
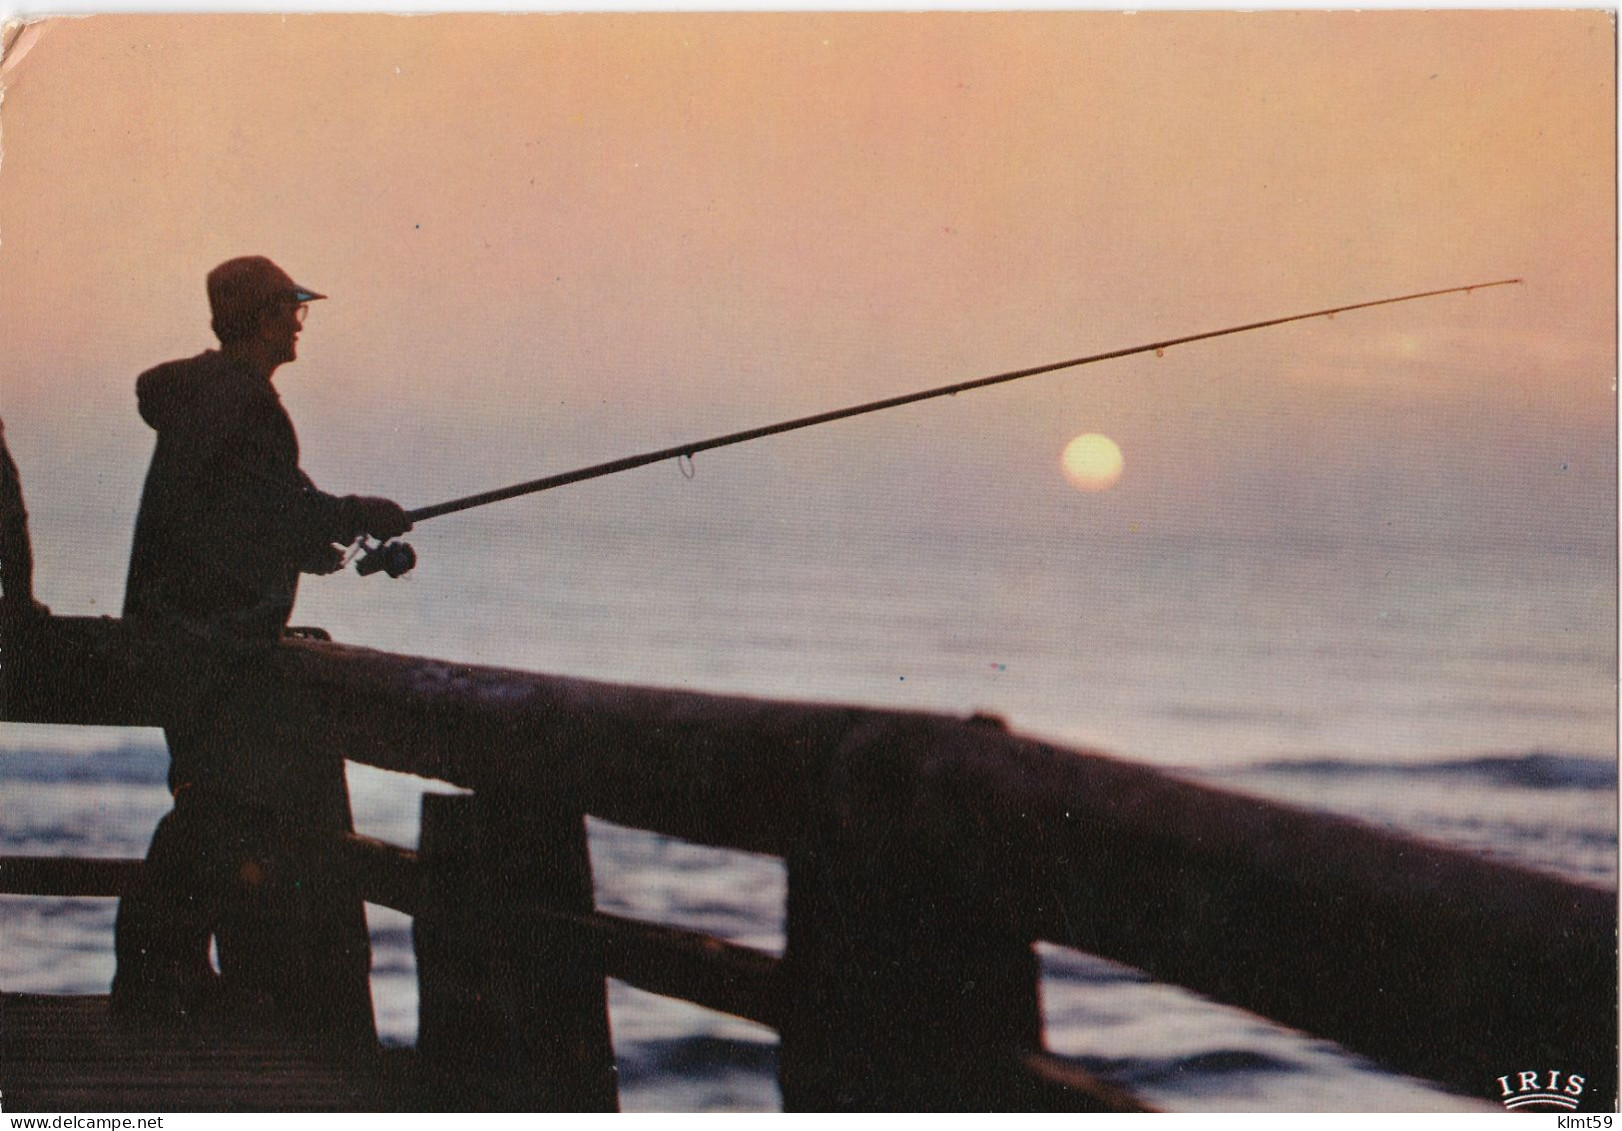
[414,792,618,1110]
[777,720,1044,1111]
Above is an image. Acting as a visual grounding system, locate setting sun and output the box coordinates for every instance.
[1061,433,1124,492]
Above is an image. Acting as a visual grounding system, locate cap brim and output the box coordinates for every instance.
[291,287,327,302]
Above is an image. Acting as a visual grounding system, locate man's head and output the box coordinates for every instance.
[207,256,326,366]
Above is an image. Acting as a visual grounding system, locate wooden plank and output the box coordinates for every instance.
[0,856,142,897]
[589,910,781,1030]
[334,833,421,915]
[414,793,618,1111]
[0,851,780,1028]
[778,751,1045,1111]
[1,617,172,726]
[0,994,416,1112]
[0,842,411,910]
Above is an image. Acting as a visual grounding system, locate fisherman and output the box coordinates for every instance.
[112,256,410,1039]
[0,418,48,618]
[0,417,51,723]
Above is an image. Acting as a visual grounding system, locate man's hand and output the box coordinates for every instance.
[293,542,346,575]
[348,496,413,541]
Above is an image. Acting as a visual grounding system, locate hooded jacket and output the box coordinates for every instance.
[0,419,34,604]
[123,350,365,636]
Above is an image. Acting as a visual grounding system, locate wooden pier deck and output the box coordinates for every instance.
[0,993,417,1112]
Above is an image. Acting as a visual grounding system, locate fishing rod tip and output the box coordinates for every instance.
[1462,277,1524,295]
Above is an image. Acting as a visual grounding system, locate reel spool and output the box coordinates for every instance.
[355,538,417,578]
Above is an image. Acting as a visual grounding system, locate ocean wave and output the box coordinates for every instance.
[1213,752,1616,791]
[1055,1047,1296,1088]
[0,743,168,784]
[617,1034,778,1078]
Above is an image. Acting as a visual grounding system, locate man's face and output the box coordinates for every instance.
[256,297,307,366]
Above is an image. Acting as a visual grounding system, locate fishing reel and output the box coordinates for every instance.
[353,537,417,579]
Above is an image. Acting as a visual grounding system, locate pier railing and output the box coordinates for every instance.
[1,613,1615,1110]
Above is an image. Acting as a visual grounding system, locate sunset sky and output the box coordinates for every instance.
[0,11,1613,616]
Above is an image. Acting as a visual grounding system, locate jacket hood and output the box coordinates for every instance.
[136,351,252,432]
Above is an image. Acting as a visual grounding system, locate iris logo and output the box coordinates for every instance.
[1496,1070,1585,1110]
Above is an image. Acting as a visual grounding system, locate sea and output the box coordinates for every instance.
[1,502,1615,1113]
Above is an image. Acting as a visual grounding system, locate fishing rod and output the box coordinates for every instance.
[352,277,1521,578]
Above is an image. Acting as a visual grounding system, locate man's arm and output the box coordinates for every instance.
[210,416,412,574]
[298,472,412,545]
[281,474,412,575]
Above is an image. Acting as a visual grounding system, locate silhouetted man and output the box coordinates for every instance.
[0,418,50,724]
[113,257,410,1040]
[0,418,47,618]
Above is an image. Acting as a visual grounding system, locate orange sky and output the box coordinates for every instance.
[0,12,1614,611]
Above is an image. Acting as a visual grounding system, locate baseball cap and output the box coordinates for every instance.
[207,256,327,333]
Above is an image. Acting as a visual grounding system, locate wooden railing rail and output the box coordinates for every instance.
[2,615,1614,1110]
[0,845,783,1028]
